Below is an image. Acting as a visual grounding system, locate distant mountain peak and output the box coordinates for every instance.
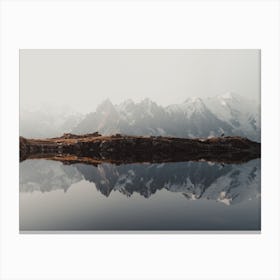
[117,99,135,110]
[68,94,260,141]
[183,97,207,115]
[184,96,203,103]
[140,97,156,106]
[96,99,115,112]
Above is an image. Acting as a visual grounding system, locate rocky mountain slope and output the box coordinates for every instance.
[72,93,260,140]
[20,93,260,141]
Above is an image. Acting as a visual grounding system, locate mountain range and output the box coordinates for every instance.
[72,92,260,141]
[20,92,260,141]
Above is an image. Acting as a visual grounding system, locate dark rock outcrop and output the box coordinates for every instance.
[20,133,261,165]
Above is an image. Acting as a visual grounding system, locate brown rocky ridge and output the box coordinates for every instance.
[19,132,261,165]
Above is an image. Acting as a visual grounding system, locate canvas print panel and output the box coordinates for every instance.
[19,49,261,232]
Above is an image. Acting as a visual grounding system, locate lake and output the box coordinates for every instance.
[19,159,261,231]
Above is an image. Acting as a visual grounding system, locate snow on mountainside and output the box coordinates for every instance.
[72,93,260,141]
[19,93,260,140]
[204,92,260,140]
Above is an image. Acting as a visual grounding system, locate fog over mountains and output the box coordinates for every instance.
[20,92,260,141]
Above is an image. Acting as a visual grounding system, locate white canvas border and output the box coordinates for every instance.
[1,0,280,279]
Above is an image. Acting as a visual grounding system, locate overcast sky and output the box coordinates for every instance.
[20,49,260,114]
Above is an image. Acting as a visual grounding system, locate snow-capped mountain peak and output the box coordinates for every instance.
[96,99,116,113]
[71,93,260,141]
[183,97,207,116]
[20,93,260,141]
[118,99,135,109]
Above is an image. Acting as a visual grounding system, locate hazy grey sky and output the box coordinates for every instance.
[20,49,260,113]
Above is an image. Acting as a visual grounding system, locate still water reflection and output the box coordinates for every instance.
[19,159,260,231]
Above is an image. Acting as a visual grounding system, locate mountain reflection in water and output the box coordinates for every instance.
[19,159,261,231]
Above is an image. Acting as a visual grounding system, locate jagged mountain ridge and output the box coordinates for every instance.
[72,93,260,141]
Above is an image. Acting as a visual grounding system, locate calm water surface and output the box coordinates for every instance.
[19,159,261,231]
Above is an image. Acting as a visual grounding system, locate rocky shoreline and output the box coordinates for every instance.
[20,133,261,165]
